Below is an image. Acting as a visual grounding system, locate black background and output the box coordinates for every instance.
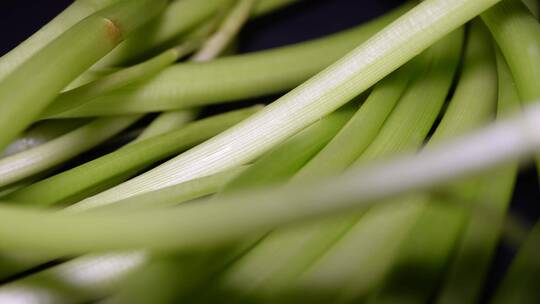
[1,0,539,302]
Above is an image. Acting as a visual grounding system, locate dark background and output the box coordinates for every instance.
[1,0,539,302]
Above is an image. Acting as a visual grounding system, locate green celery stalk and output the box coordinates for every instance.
[192,0,258,62]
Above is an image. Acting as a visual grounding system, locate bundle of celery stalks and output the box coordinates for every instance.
[1,0,540,303]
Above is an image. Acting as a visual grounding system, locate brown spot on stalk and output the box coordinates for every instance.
[104,18,123,44]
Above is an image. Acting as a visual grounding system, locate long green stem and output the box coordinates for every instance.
[6,106,260,207]
[227,28,462,302]
[482,0,540,102]
[192,0,258,62]
[0,0,166,151]
[436,49,519,304]
[76,0,498,209]
[1,119,86,157]
[42,46,192,119]
[97,0,302,67]
[0,115,140,188]
[0,96,538,255]
[46,4,412,117]
[0,0,120,81]
[109,104,357,304]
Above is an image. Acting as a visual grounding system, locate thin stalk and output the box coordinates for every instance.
[192,0,258,62]
[482,0,540,102]
[77,0,497,208]
[135,110,199,141]
[42,45,196,119]
[5,106,261,208]
[108,105,357,304]
[0,97,538,255]
[97,0,300,67]
[223,28,462,302]
[0,0,166,151]
[0,115,141,188]
[48,4,413,117]
[436,50,520,304]
[367,23,498,304]
[94,0,225,67]
[93,166,249,213]
[1,119,86,157]
[0,0,120,80]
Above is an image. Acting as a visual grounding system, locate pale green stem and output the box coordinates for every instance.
[0,116,141,188]
[0,0,120,81]
[6,106,261,207]
[0,0,166,151]
[1,119,86,157]
[436,50,520,304]
[192,0,258,62]
[77,0,496,208]
[135,111,199,141]
[47,4,413,117]
[223,28,462,301]
[0,97,538,255]
[43,47,191,119]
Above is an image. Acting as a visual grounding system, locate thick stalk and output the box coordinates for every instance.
[0,0,166,151]
[5,107,261,207]
[76,0,499,209]
[436,50,519,304]
[0,98,538,255]
[47,4,412,117]
[223,28,462,302]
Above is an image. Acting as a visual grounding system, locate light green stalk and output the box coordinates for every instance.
[223,28,462,302]
[135,111,199,141]
[482,0,540,102]
[367,22,498,304]
[76,0,497,209]
[193,0,258,62]
[0,0,166,152]
[108,105,357,304]
[97,0,301,67]
[0,94,539,255]
[1,119,86,157]
[47,4,412,117]
[0,0,119,81]
[0,115,140,188]
[211,62,415,302]
[6,106,261,207]
[436,50,519,304]
[43,46,195,119]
